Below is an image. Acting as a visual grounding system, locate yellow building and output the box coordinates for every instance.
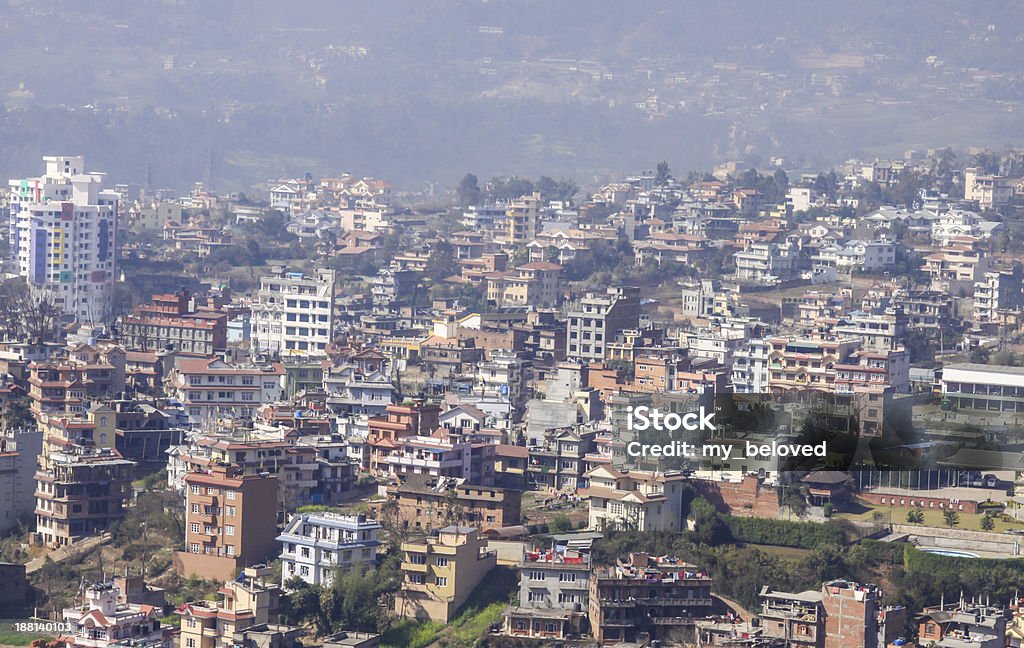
[394,526,497,622]
[505,192,542,245]
[176,566,284,648]
[485,261,562,307]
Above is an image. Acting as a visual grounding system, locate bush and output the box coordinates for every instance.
[548,514,573,533]
[720,515,849,549]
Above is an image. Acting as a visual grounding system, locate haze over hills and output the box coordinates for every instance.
[2,0,1023,192]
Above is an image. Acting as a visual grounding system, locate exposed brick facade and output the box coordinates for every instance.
[693,475,781,518]
[856,491,980,514]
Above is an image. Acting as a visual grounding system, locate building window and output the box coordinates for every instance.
[225,525,235,536]
[435,576,448,587]
[436,557,449,567]
[225,490,236,500]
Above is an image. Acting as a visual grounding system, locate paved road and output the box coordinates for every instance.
[25,533,110,574]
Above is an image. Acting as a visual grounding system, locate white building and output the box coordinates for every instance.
[941,363,1024,413]
[278,512,381,587]
[165,357,285,423]
[734,242,798,283]
[252,267,336,357]
[731,337,772,393]
[9,156,119,322]
[62,582,168,648]
[582,466,688,532]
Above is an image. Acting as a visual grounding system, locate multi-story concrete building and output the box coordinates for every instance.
[918,600,1004,648]
[588,553,713,645]
[485,262,562,308]
[62,582,170,648]
[566,286,641,363]
[759,586,825,647]
[277,512,381,587]
[505,192,542,245]
[760,580,883,648]
[924,244,989,295]
[120,290,227,355]
[385,433,495,484]
[974,264,1024,325]
[731,337,772,393]
[251,267,336,357]
[394,526,497,622]
[9,156,119,322]
[366,400,442,475]
[176,566,289,648]
[475,350,528,413]
[734,241,798,283]
[505,547,590,640]
[582,466,688,532]
[680,280,720,320]
[834,349,910,395]
[0,429,42,532]
[834,311,908,352]
[166,357,284,423]
[766,337,861,394]
[964,167,1014,209]
[28,343,127,417]
[34,446,134,548]
[941,362,1024,413]
[386,474,521,533]
[527,427,595,490]
[175,464,279,581]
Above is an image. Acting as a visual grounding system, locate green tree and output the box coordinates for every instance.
[906,509,925,525]
[4,396,35,430]
[425,241,455,284]
[942,509,960,529]
[689,497,727,545]
[981,514,995,531]
[457,173,482,207]
[549,514,573,533]
[655,161,672,186]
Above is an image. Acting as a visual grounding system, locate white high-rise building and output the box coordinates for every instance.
[8,156,118,322]
[251,267,336,357]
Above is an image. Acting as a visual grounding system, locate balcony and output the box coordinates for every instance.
[403,562,428,573]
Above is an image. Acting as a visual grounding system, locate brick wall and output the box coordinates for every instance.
[857,492,980,514]
[693,475,781,518]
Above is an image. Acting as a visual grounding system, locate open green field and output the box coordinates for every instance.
[0,631,55,647]
[838,502,1024,533]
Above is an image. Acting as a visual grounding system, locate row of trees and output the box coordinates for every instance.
[457,173,579,207]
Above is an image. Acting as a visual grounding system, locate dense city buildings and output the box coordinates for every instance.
[6,138,1024,648]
